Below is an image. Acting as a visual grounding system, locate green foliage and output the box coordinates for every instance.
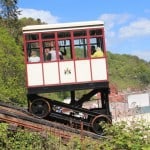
[107,51,150,90]
[0,119,149,149]
[0,123,66,150]
[19,17,45,27]
[67,120,150,150]
[0,26,26,104]
[98,120,150,150]
[67,136,100,150]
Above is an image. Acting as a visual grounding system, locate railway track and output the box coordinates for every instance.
[0,101,101,140]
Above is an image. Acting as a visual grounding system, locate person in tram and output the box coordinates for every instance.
[91,47,104,58]
[49,47,64,61]
[91,45,96,55]
[28,50,40,62]
[44,47,51,61]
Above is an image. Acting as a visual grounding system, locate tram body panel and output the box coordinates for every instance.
[27,64,43,86]
[59,61,75,83]
[91,58,107,81]
[26,58,108,87]
[75,60,91,82]
[43,62,59,85]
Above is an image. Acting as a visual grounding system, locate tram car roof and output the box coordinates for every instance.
[22,20,104,33]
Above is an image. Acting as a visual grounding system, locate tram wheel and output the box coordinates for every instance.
[29,99,51,118]
[91,115,111,135]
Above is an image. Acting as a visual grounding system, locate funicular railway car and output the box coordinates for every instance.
[22,20,112,134]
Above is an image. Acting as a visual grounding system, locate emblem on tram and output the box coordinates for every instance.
[64,68,71,75]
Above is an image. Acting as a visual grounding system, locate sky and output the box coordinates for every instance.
[18,0,150,62]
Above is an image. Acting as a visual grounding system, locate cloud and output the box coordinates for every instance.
[119,18,150,38]
[98,13,131,30]
[98,13,132,41]
[131,50,150,62]
[98,13,150,61]
[98,14,150,39]
[144,9,150,13]
[18,8,59,24]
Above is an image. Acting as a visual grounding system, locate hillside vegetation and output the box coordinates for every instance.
[107,51,150,90]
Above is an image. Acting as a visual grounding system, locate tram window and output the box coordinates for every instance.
[90,29,102,36]
[74,38,87,46]
[74,38,88,59]
[58,40,72,60]
[43,41,55,48]
[26,42,40,62]
[58,32,71,38]
[90,37,104,58]
[74,30,86,37]
[90,37,103,49]
[43,41,56,61]
[27,42,39,49]
[42,33,55,39]
[26,34,39,40]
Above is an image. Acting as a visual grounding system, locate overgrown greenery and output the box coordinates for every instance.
[0,123,66,150]
[107,52,150,90]
[0,119,149,149]
[99,120,150,150]
[0,26,26,104]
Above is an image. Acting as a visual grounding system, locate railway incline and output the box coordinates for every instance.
[0,101,101,140]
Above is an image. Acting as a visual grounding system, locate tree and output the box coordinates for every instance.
[0,26,26,104]
[0,0,21,41]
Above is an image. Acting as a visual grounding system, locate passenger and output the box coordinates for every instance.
[59,48,66,60]
[91,47,104,58]
[91,45,96,55]
[28,50,40,62]
[49,47,63,61]
[44,48,51,61]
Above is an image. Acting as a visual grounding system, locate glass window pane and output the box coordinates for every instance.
[74,38,87,59]
[58,40,72,60]
[42,33,55,39]
[74,38,87,45]
[27,42,39,49]
[90,37,103,49]
[58,32,71,38]
[75,45,88,59]
[90,29,102,36]
[73,30,86,37]
[90,37,104,58]
[43,41,55,48]
[26,34,39,40]
[27,42,40,62]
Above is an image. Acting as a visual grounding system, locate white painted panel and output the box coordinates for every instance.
[91,58,107,80]
[59,61,75,83]
[43,62,59,84]
[27,64,43,86]
[75,60,91,82]
[128,93,150,108]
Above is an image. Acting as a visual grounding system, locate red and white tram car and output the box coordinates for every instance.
[22,20,111,134]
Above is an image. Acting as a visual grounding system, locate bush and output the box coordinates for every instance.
[0,119,149,150]
[98,120,150,150]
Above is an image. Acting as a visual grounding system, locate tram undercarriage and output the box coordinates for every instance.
[27,88,112,135]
